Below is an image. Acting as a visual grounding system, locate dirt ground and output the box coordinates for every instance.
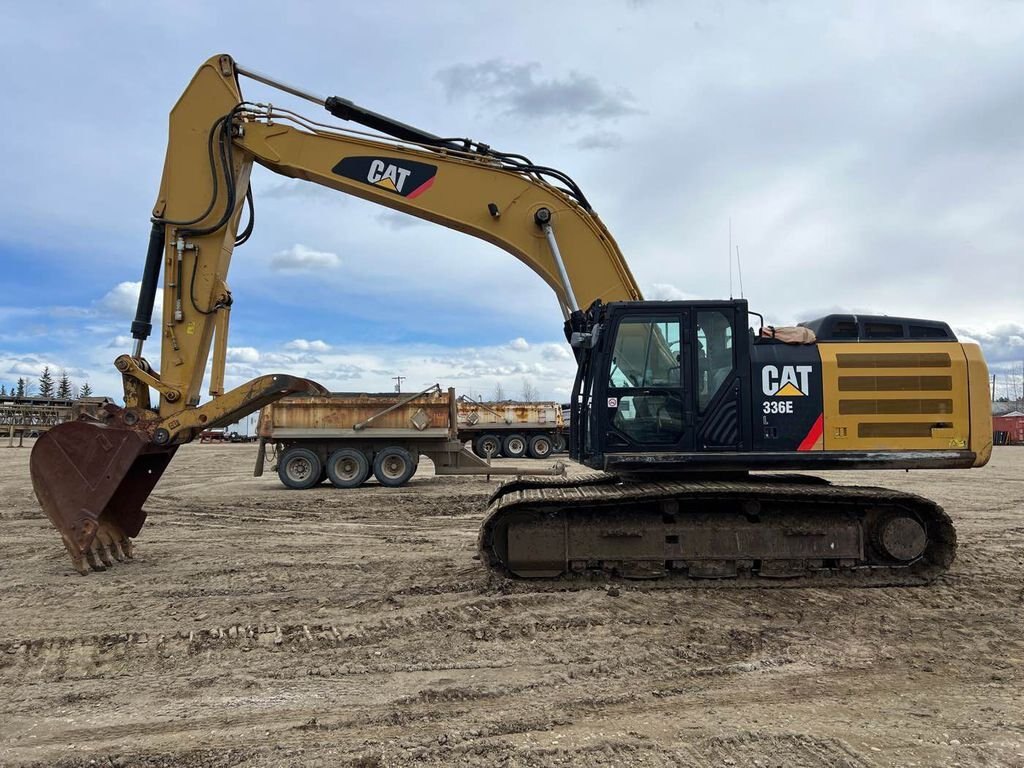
[1,442,1022,767]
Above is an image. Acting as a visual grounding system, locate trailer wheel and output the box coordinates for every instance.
[551,433,567,453]
[326,448,370,488]
[528,434,553,459]
[373,447,416,487]
[278,447,323,490]
[475,434,502,458]
[502,434,527,459]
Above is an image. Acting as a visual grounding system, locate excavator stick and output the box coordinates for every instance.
[30,416,176,575]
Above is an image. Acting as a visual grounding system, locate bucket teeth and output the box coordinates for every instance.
[85,547,107,571]
[67,549,91,577]
[62,520,135,573]
[96,521,131,563]
[65,520,134,575]
[110,538,127,562]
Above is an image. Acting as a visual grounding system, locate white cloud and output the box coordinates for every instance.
[9,361,52,376]
[98,281,163,319]
[540,343,571,361]
[957,323,1024,364]
[575,131,624,150]
[270,244,340,272]
[226,347,261,364]
[376,211,427,230]
[205,336,578,402]
[645,283,700,301]
[437,60,640,119]
[508,337,530,351]
[285,339,331,352]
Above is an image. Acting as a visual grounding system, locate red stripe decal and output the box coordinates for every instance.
[797,414,824,451]
[406,176,435,199]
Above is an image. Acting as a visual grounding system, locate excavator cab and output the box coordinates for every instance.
[570,298,988,477]
[570,299,752,472]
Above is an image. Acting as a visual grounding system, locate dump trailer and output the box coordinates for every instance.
[256,385,564,489]
[457,399,566,458]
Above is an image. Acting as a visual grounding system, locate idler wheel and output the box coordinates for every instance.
[876,515,928,561]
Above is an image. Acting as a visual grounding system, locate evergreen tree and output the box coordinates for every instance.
[57,370,73,399]
[79,381,93,398]
[15,378,26,397]
[0,384,6,396]
[38,366,55,398]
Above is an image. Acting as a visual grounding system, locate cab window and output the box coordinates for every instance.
[608,318,680,388]
[607,317,683,445]
[696,310,734,411]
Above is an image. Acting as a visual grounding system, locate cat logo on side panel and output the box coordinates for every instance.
[762,365,812,397]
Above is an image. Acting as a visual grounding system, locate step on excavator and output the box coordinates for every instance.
[30,55,992,583]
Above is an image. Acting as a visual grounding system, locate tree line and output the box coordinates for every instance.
[491,378,541,403]
[1,366,93,399]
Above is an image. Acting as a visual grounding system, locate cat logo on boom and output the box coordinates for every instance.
[367,160,411,192]
[762,364,813,397]
[331,156,437,199]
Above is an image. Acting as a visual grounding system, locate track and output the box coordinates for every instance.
[480,474,956,585]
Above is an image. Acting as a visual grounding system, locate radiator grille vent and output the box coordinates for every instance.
[858,422,953,438]
[839,376,952,392]
[836,352,951,368]
[839,398,954,415]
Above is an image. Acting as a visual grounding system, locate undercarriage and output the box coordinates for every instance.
[479,473,956,586]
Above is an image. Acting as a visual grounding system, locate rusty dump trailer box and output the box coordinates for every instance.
[1,396,113,446]
[256,386,564,489]
[456,399,566,459]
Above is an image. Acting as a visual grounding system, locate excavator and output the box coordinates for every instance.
[30,55,992,584]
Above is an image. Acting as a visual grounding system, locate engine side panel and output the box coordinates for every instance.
[817,342,972,453]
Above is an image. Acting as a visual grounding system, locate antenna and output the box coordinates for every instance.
[728,217,733,299]
[736,245,744,299]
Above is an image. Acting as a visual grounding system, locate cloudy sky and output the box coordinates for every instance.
[1,1,1022,404]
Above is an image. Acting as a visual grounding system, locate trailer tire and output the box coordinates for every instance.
[475,434,502,458]
[551,433,567,453]
[373,447,416,487]
[528,434,553,459]
[278,447,323,490]
[326,448,370,488]
[502,433,527,459]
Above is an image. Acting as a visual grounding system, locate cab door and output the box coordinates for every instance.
[692,305,750,451]
[599,310,695,453]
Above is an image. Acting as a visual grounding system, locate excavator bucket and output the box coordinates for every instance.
[30,417,177,574]
[31,375,328,574]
